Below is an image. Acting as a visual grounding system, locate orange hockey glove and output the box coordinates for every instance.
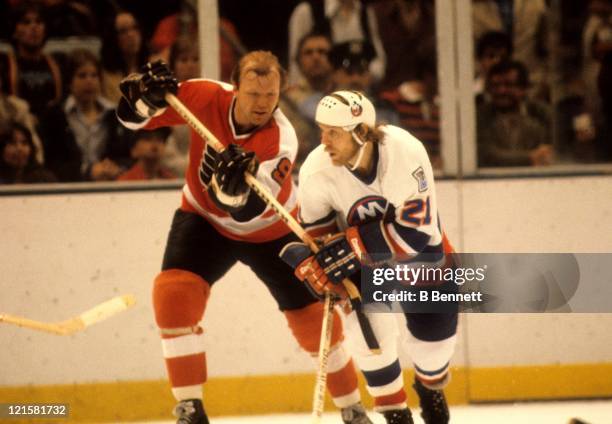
[279,241,348,301]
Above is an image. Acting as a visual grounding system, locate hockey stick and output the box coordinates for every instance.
[312,292,334,423]
[0,294,136,336]
[165,93,380,351]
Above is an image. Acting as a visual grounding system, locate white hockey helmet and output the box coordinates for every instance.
[315,90,376,132]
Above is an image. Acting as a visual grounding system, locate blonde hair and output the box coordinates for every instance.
[230,50,287,90]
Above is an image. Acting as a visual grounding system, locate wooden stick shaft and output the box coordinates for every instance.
[0,314,69,335]
[166,93,224,151]
[312,293,334,422]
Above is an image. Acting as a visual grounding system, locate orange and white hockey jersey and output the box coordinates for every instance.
[120,79,298,242]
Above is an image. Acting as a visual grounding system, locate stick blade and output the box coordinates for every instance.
[78,294,136,327]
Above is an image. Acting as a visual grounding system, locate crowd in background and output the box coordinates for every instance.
[0,0,610,185]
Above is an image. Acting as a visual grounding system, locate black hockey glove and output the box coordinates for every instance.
[314,233,362,284]
[199,143,218,189]
[119,60,178,118]
[210,144,259,212]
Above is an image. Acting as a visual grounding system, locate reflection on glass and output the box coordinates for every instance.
[375,0,442,170]
[473,0,612,168]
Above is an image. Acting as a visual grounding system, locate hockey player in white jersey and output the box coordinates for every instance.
[281,91,458,424]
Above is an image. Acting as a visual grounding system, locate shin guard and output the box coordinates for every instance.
[153,269,210,400]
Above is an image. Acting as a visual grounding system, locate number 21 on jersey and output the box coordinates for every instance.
[399,196,431,227]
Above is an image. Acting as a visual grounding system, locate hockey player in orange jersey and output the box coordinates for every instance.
[116,53,373,423]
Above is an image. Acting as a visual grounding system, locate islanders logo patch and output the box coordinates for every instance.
[347,195,388,226]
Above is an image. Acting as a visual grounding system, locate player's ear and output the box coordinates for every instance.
[230,64,240,91]
[354,124,368,138]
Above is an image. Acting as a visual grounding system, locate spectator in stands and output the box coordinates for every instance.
[472,0,550,101]
[169,36,200,82]
[373,0,437,92]
[39,49,131,182]
[287,32,334,105]
[556,71,599,163]
[0,121,55,184]
[118,128,175,181]
[161,36,200,178]
[100,10,149,104]
[329,40,399,125]
[290,38,396,126]
[597,39,612,161]
[477,60,554,167]
[582,0,612,135]
[288,0,386,85]
[379,55,442,168]
[149,0,240,83]
[42,0,97,37]
[283,32,334,174]
[475,30,512,100]
[330,40,375,92]
[0,67,44,164]
[0,1,63,120]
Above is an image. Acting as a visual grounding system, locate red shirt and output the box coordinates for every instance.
[125,79,298,243]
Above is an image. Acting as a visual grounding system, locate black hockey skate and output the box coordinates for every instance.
[383,408,414,424]
[341,402,373,424]
[173,399,209,424]
[413,379,449,424]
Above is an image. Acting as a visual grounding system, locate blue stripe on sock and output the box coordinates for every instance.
[414,361,449,377]
[362,359,402,387]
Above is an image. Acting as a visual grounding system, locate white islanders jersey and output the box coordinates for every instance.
[298,125,445,257]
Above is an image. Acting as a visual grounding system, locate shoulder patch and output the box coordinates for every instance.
[412,166,428,192]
